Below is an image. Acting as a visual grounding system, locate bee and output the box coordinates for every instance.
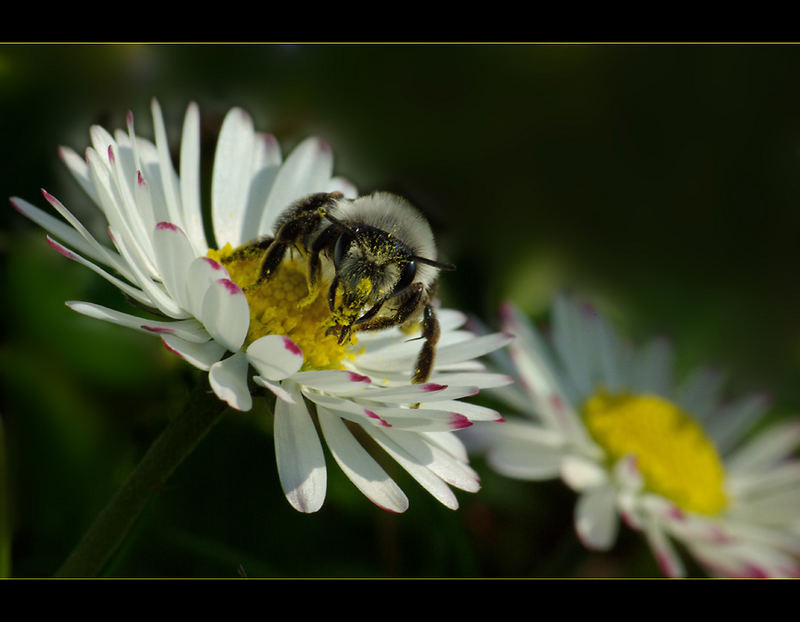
[236,191,455,384]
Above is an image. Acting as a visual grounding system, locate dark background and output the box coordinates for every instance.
[1,43,798,578]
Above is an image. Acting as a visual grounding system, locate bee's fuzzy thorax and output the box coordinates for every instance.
[332,191,440,288]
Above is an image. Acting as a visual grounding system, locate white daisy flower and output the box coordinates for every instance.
[482,295,800,577]
[11,99,512,514]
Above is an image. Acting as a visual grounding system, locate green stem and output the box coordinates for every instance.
[55,379,228,578]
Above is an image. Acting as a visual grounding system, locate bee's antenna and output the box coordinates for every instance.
[413,255,456,271]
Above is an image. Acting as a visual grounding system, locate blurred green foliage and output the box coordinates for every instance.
[1,43,799,577]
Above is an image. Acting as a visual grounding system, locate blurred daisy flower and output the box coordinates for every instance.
[482,296,800,577]
[10,99,511,514]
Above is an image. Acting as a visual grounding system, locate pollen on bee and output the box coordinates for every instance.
[207,244,357,370]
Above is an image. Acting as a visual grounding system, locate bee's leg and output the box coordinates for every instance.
[354,298,388,326]
[256,192,341,284]
[327,274,340,312]
[222,236,273,264]
[412,304,440,384]
[353,288,438,385]
[324,273,351,345]
[307,225,339,290]
[353,284,422,333]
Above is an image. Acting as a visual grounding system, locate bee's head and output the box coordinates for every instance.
[332,224,417,309]
[325,212,454,322]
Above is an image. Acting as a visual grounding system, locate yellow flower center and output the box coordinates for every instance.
[582,391,728,515]
[208,243,360,370]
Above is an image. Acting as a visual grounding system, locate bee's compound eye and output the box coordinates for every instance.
[333,232,354,269]
[392,260,417,295]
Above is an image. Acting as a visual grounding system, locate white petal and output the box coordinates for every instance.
[208,352,252,411]
[726,420,800,476]
[246,334,304,381]
[274,382,327,513]
[428,371,513,390]
[161,334,226,371]
[11,195,130,280]
[108,226,188,319]
[356,383,479,405]
[134,137,172,227]
[707,393,771,455]
[253,376,296,403]
[673,366,726,423]
[317,407,408,513]
[370,426,480,494]
[41,188,139,280]
[66,300,209,343]
[302,390,473,432]
[487,439,565,481]
[489,418,567,447]
[419,399,502,422]
[291,370,372,394]
[423,431,470,463]
[560,455,609,490]
[551,295,594,397]
[132,170,158,243]
[151,222,198,311]
[258,137,333,235]
[212,107,255,248]
[499,302,588,436]
[432,332,514,367]
[91,143,159,281]
[258,132,282,166]
[150,99,184,228]
[642,519,685,578]
[630,337,674,396]
[58,145,100,205]
[326,175,357,199]
[178,102,209,255]
[360,406,474,433]
[186,256,231,318]
[200,277,249,351]
[354,333,508,374]
[107,136,157,263]
[44,235,151,309]
[720,485,800,525]
[613,454,644,491]
[239,133,282,243]
[574,486,619,551]
[365,426,460,509]
[586,308,628,393]
[728,461,800,499]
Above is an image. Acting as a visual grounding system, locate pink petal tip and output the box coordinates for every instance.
[449,414,472,430]
[161,338,184,359]
[364,409,391,427]
[347,372,371,383]
[216,278,242,296]
[40,188,56,204]
[156,221,180,232]
[202,257,223,270]
[282,337,303,357]
[656,552,679,578]
[46,237,74,259]
[141,325,175,334]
